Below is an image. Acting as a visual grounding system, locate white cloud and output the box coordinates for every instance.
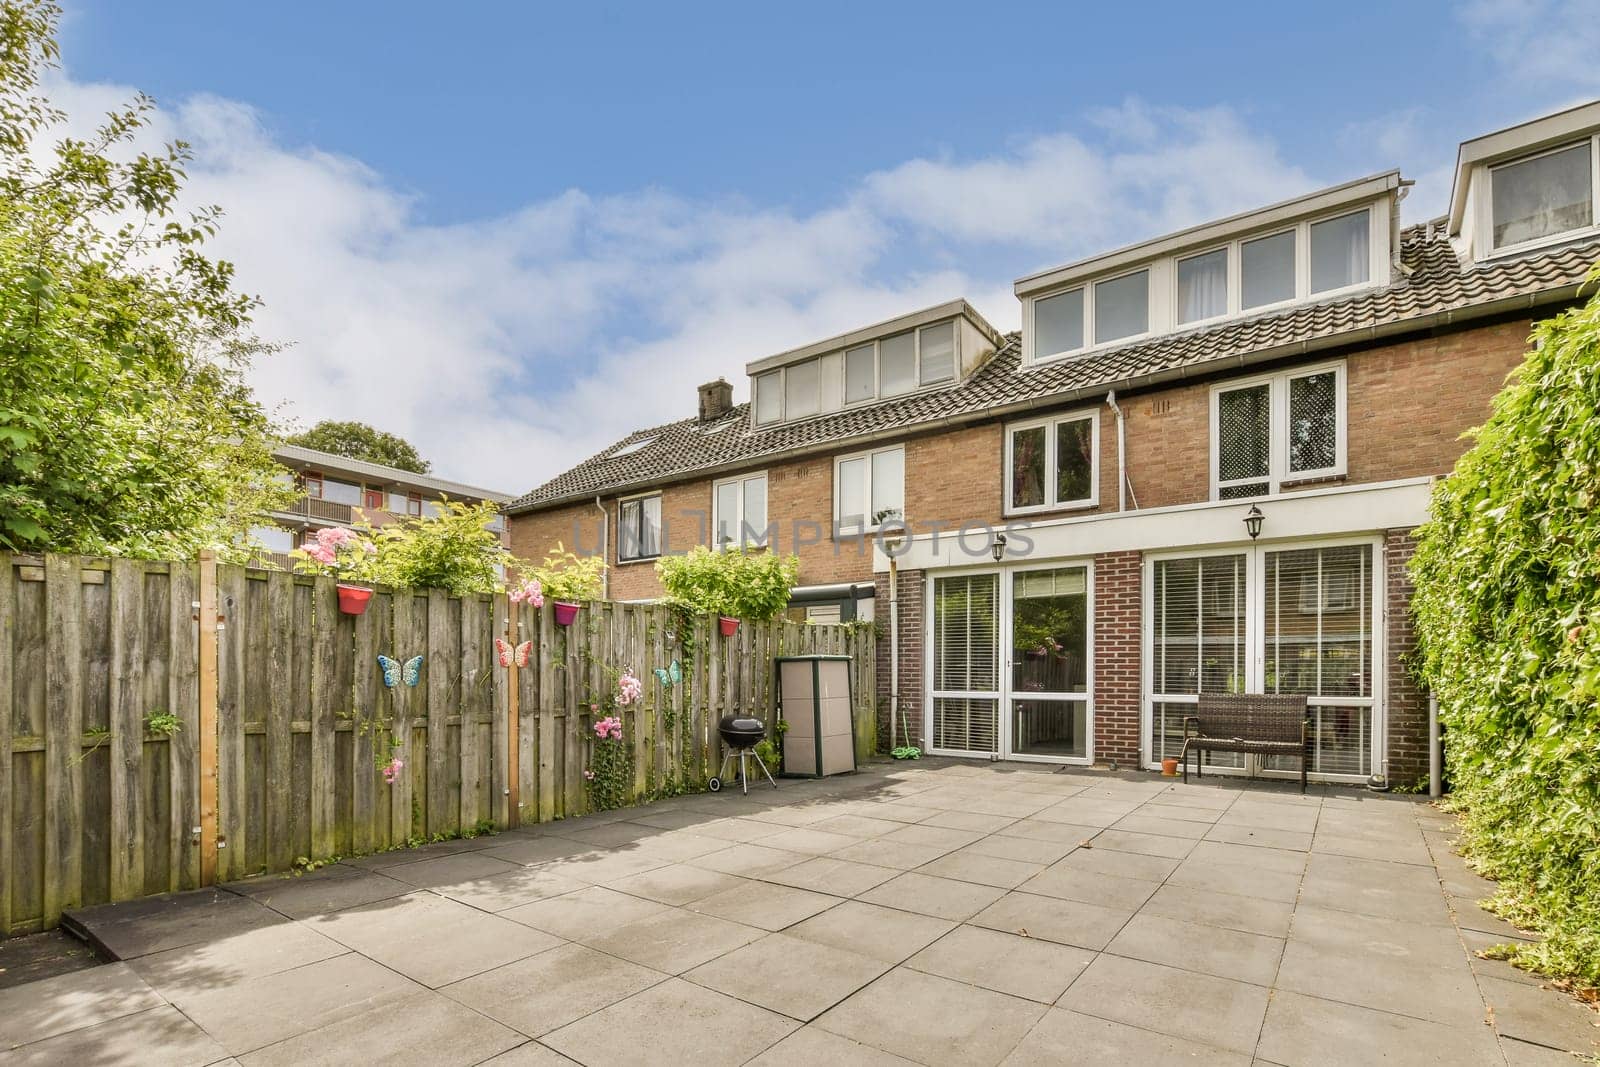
[1461,0,1600,94]
[35,76,1345,495]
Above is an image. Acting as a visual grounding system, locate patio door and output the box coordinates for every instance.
[1146,539,1380,782]
[927,563,1094,764]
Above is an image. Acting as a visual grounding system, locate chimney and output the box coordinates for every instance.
[697,377,734,422]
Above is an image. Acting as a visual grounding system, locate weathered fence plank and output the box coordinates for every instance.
[0,558,14,934]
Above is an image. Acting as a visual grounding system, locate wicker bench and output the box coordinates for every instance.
[1181,694,1311,793]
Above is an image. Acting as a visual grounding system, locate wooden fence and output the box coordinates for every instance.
[1,552,876,934]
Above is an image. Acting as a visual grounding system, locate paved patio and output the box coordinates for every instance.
[4,760,1596,1065]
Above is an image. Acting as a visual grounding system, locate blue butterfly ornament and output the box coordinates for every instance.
[377,654,425,688]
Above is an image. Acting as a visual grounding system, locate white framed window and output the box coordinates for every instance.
[713,472,768,549]
[1005,410,1100,515]
[844,343,875,403]
[617,493,662,562]
[1025,203,1384,366]
[783,358,820,419]
[1211,362,1346,500]
[753,371,782,425]
[834,445,904,534]
[1486,137,1598,253]
[918,321,956,385]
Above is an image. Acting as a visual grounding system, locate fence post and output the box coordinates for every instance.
[505,593,521,829]
[196,550,220,886]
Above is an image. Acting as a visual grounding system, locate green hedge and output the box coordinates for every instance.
[1410,267,1600,984]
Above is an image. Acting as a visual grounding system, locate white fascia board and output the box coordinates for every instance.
[1448,99,1600,236]
[873,477,1434,573]
[1015,173,1402,298]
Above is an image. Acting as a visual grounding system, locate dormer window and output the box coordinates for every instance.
[1017,175,1395,367]
[747,303,997,426]
[1489,140,1595,251]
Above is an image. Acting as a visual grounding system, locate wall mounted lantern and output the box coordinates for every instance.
[1244,505,1265,541]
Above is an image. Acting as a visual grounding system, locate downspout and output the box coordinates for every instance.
[888,554,899,752]
[1106,391,1137,511]
[1428,692,1441,798]
[594,496,609,599]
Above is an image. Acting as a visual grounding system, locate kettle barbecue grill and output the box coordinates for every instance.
[709,713,777,795]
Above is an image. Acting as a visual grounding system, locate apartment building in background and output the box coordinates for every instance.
[506,101,1600,788]
[253,444,510,567]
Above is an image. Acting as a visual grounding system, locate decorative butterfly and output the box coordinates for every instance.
[495,638,532,668]
[652,660,682,688]
[377,654,424,688]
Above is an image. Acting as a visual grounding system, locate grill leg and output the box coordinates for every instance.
[750,748,779,790]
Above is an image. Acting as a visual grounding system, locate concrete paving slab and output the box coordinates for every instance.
[685,932,888,1021]
[225,866,412,920]
[1256,989,1503,1067]
[1017,863,1160,910]
[1000,1006,1251,1066]
[1136,802,1227,825]
[499,886,672,941]
[477,1041,583,1065]
[381,850,523,889]
[880,823,985,851]
[1054,844,1179,883]
[1184,839,1307,875]
[829,838,953,870]
[435,866,591,912]
[170,951,417,1055]
[63,888,284,960]
[919,810,1018,833]
[809,814,908,838]
[956,834,1074,866]
[686,880,840,930]
[914,851,1045,890]
[1112,814,1212,840]
[815,966,1046,1067]
[1217,803,1321,834]
[1164,857,1303,903]
[993,818,1098,845]
[237,989,524,1066]
[337,834,500,868]
[1478,975,1600,1056]
[314,892,562,987]
[631,831,733,862]
[126,920,346,1000]
[587,907,764,974]
[602,864,746,906]
[477,835,598,867]
[0,1004,229,1067]
[1203,823,1314,851]
[1139,883,1296,939]
[689,844,808,878]
[763,856,899,896]
[1085,828,1196,860]
[744,1024,919,1065]
[970,891,1135,952]
[0,961,162,1049]
[785,900,955,965]
[442,942,665,1037]
[1297,852,1452,924]
[1058,954,1270,1056]
[858,872,1006,921]
[906,925,1094,1003]
[541,977,797,1067]
[1107,912,1285,987]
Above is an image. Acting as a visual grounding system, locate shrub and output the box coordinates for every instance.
[526,542,606,603]
[1410,266,1600,985]
[292,499,512,595]
[656,546,799,621]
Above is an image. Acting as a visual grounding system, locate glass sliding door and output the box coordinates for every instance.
[1261,544,1374,777]
[1149,554,1249,771]
[1144,539,1381,782]
[1009,566,1089,760]
[929,573,1000,756]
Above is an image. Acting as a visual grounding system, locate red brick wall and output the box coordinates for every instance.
[873,568,924,752]
[1093,551,1143,767]
[1383,528,1429,788]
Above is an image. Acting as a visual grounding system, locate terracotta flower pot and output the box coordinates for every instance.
[553,601,581,626]
[337,584,373,615]
[1161,757,1180,777]
[718,616,740,637]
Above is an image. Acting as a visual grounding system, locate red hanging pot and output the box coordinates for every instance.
[718,616,740,638]
[337,584,373,616]
[553,601,581,626]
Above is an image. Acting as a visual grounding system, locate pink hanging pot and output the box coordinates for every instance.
[337,584,373,616]
[553,601,581,626]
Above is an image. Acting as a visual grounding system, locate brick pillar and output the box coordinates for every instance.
[1093,550,1143,767]
[1383,529,1428,788]
[874,568,924,752]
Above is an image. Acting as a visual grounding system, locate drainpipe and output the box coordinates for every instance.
[1428,692,1441,798]
[593,496,609,599]
[1106,391,1137,511]
[887,554,900,752]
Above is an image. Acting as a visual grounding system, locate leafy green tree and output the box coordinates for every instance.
[656,546,799,621]
[286,420,431,474]
[293,500,512,596]
[1410,266,1600,984]
[0,0,290,558]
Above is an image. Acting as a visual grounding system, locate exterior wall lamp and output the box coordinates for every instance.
[1244,505,1265,541]
[991,533,1008,563]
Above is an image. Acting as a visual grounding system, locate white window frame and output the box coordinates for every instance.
[837,318,961,409]
[1480,135,1600,260]
[1091,267,1153,349]
[1174,244,1232,328]
[617,492,662,564]
[753,370,782,426]
[711,472,769,549]
[1025,202,1386,367]
[1209,360,1347,501]
[833,444,905,534]
[1003,410,1101,516]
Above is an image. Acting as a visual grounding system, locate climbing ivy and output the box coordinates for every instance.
[1410,265,1600,986]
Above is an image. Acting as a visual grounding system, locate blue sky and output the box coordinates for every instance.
[51,1,1600,490]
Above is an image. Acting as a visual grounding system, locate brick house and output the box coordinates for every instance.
[506,102,1600,788]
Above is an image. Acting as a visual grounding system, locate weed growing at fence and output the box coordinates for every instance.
[1411,267,1600,987]
[143,711,181,738]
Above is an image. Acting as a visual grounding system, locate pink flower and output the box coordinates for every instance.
[302,542,337,565]
[509,578,544,607]
[583,770,595,781]
[382,756,404,784]
[617,670,643,707]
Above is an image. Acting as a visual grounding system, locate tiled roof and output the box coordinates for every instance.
[508,221,1600,513]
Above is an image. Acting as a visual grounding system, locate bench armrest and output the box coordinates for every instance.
[1182,715,1200,739]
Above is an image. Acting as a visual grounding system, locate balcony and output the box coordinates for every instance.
[275,495,354,524]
